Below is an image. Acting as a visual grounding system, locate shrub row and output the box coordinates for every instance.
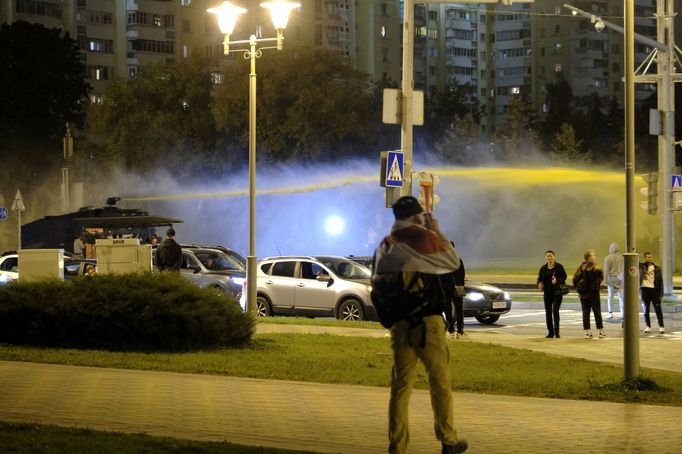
[0,272,255,351]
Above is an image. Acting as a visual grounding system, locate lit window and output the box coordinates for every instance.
[380,25,386,38]
[211,72,223,84]
[95,68,101,80]
[511,87,520,94]
[181,0,191,5]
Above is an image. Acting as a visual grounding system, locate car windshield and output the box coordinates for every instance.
[317,258,371,280]
[195,251,245,271]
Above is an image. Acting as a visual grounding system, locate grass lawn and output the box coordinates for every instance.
[0,421,318,454]
[1,333,681,406]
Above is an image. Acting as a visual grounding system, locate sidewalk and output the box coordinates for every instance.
[1,325,682,453]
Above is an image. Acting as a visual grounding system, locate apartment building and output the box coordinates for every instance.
[1,0,668,134]
[354,0,401,85]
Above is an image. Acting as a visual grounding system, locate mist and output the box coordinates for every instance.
[109,162,660,272]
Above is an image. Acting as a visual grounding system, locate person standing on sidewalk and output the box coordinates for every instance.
[639,252,664,334]
[372,196,467,454]
[537,250,567,338]
[156,228,182,272]
[573,249,605,339]
[604,242,624,321]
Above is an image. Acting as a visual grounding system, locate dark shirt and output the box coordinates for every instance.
[537,262,567,295]
[156,238,182,271]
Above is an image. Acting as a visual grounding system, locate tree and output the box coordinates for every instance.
[492,95,540,161]
[550,123,591,162]
[541,74,573,142]
[212,45,377,161]
[425,81,480,136]
[0,21,89,144]
[435,112,482,164]
[88,54,224,174]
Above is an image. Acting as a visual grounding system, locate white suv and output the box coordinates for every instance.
[242,256,374,321]
[0,253,18,283]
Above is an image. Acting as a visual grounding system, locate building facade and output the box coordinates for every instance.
[0,0,669,134]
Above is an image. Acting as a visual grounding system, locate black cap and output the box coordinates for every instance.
[392,196,424,219]
[167,228,176,237]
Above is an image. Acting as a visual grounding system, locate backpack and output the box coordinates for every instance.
[370,272,440,329]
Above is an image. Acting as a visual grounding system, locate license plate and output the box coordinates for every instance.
[492,301,507,309]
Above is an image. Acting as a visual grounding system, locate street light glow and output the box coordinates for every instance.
[324,216,345,236]
[207,2,246,35]
[261,1,300,31]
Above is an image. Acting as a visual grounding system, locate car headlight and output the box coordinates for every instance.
[466,291,485,302]
[504,292,510,300]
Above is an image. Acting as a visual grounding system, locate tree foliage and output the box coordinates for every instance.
[88,55,224,174]
[212,45,376,161]
[492,95,540,161]
[0,21,89,144]
[550,123,591,162]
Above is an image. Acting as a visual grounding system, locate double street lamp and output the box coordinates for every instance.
[208,1,299,316]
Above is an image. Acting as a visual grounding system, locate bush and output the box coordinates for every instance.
[0,272,255,351]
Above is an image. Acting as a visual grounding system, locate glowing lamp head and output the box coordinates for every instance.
[261,1,300,31]
[207,1,247,35]
[324,216,345,236]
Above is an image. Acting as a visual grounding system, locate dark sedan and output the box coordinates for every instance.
[347,255,512,325]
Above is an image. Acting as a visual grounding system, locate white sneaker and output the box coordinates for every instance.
[598,330,607,338]
[659,327,665,334]
[607,313,613,319]
[644,326,651,333]
[584,331,593,339]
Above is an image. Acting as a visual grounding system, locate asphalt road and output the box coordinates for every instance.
[469,300,682,339]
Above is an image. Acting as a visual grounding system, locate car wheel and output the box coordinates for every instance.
[338,298,365,321]
[256,295,272,317]
[475,314,500,325]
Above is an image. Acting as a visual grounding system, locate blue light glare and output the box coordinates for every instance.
[324,216,345,236]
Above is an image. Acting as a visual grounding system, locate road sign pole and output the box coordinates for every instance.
[17,209,21,251]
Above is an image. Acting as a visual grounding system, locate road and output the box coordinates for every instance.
[469,294,682,340]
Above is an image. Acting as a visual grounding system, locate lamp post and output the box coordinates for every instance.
[208,1,299,316]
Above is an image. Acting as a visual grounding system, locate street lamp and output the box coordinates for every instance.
[208,1,299,316]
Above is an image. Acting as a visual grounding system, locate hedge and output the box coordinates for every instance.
[0,272,255,351]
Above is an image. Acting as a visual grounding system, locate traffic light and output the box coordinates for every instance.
[640,172,658,215]
[417,172,440,213]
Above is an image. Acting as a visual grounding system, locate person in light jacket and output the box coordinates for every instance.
[603,242,624,321]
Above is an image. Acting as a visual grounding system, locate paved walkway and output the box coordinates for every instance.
[2,325,682,453]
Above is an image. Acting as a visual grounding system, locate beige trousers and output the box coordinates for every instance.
[388,315,458,453]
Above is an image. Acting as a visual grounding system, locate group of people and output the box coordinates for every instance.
[536,244,665,339]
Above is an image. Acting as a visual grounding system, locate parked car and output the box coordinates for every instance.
[0,252,18,283]
[64,258,97,279]
[346,255,512,325]
[182,244,246,267]
[174,248,246,300]
[242,256,374,321]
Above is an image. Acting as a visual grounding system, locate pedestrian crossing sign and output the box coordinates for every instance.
[385,151,404,188]
[672,174,682,188]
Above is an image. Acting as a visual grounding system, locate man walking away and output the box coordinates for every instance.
[639,252,664,334]
[604,242,624,321]
[156,228,182,272]
[372,196,467,454]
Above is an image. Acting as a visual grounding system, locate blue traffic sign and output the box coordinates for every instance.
[385,151,404,188]
[0,207,7,221]
[672,174,682,188]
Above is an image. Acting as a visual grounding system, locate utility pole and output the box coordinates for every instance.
[400,0,415,197]
[62,123,74,213]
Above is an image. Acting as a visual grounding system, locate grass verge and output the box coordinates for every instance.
[1,333,681,406]
[0,421,318,453]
